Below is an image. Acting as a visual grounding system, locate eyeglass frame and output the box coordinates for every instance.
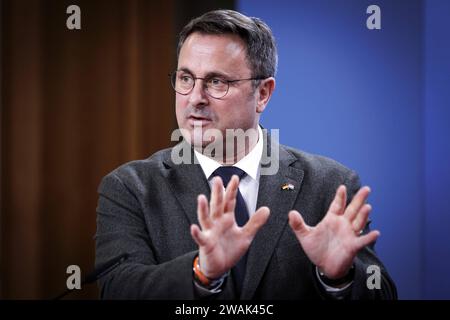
[169,70,267,99]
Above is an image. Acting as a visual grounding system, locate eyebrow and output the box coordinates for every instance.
[178,67,232,79]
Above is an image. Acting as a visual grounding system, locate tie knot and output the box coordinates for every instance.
[211,166,246,186]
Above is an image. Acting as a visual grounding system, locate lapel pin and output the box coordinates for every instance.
[281,183,295,190]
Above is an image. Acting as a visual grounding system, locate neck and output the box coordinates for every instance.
[195,127,259,165]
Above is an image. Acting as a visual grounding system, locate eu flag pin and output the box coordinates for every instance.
[281,183,295,190]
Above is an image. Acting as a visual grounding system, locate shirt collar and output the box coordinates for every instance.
[194,126,263,180]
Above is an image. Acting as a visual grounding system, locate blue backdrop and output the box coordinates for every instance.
[238,0,450,299]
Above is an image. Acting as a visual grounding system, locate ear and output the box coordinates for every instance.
[256,77,276,113]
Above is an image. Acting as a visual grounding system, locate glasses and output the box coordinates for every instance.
[169,70,266,99]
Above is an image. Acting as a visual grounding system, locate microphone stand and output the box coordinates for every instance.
[53,253,129,300]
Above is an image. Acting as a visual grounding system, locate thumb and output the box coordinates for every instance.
[242,206,270,238]
[288,210,310,237]
[190,224,207,247]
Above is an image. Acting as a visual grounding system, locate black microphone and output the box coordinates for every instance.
[53,253,129,300]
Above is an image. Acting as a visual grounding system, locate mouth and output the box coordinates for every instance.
[187,115,212,126]
[188,115,211,121]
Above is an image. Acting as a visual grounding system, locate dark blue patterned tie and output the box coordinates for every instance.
[211,166,249,296]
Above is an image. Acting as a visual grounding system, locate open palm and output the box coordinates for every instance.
[289,185,379,279]
[191,176,270,279]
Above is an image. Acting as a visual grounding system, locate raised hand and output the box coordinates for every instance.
[190,175,270,279]
[288,185,379,279]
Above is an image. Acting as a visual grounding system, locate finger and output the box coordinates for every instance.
[224,175,239,214]
[345,186,371,221]
[210,176,224,219]
[328,185,347,215]
[355,230,380,249]
[197,194,212,230]
[288,210,311,238]
[242,206,270,239]
[352,204,372,234]
[190,224,208,247]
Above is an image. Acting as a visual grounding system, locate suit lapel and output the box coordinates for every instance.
[241,137,304,299]
[162,142,211,226]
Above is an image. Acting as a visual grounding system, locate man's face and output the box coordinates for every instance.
[175,33,259,149]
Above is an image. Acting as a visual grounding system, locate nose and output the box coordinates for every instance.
[188,79,209,108]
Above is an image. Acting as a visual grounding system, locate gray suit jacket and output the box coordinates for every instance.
[95,136,397,300]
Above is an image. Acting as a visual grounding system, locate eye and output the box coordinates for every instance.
[179,74,193,83]
[208,77,227,88]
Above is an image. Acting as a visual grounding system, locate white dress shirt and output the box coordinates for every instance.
[194,126,263,216]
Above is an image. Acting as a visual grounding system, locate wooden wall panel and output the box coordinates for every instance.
[1,0,234,299]
[1,0,177,299]
[1,0,44,299]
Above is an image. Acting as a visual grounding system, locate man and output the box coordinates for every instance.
[95,9,397,299]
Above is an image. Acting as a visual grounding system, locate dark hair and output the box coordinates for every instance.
[177,9,278,79]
